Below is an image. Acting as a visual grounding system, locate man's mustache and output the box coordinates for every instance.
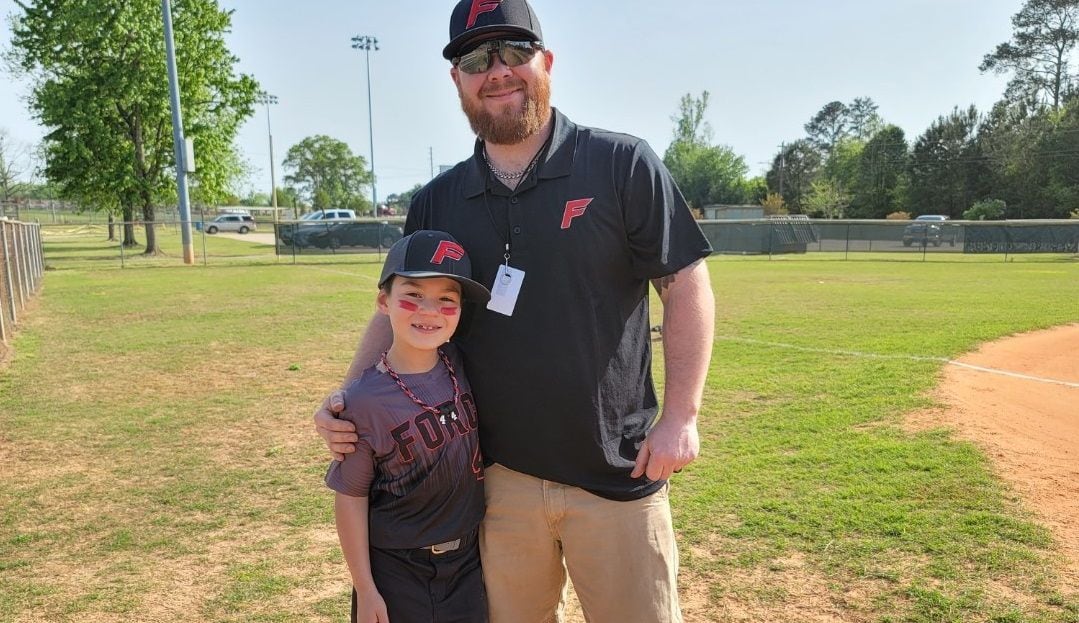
[480,78,526,97]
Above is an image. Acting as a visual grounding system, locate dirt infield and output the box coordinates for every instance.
[908,323,1079,586]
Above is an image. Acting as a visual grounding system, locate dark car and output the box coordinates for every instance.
[902,215,957,247]
[290,221,403,249]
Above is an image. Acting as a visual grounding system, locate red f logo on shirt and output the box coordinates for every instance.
[431,240,465,265]
[561,198,593,230]
[466,0,502,28]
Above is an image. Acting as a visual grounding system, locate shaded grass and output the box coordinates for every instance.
[1,239,1077,621]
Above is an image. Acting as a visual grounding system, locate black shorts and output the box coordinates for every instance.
[352,530,487,623]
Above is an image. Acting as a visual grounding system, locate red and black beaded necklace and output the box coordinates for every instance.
[379,348,461,424]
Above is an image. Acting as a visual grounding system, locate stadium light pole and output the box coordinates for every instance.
[255,92,279,222]
[351,35,379,214]
[160,0,195,264]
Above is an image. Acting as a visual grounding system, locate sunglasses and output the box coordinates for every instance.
[453,40,543,74]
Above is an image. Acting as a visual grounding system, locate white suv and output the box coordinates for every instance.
[201,214,256,234]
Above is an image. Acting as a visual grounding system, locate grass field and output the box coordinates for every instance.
[1,231,1078,622]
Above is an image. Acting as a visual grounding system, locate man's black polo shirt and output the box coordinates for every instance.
[405,109,712,501]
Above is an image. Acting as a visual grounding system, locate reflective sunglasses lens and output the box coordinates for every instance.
[499,41,537,67]
[455,41,537,74]
[456,45,493,74]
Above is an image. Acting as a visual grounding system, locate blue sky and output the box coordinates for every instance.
[1,0,1018,200]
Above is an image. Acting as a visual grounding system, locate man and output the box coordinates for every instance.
[315,1,715,620]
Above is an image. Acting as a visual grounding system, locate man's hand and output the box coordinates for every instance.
[630,413,700,482]
[314,390,358,461]
[635,259,712,483]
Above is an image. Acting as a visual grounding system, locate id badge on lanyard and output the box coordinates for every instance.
[487,263,525,316]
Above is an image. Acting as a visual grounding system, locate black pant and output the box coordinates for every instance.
[352,531,487,623]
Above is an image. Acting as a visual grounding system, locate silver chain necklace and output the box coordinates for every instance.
[483,145,541,182]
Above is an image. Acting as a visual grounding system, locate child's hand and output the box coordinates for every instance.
[354,586,390,623]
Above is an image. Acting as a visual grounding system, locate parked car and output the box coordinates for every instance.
[902,214,956,247]
[299,209,357,221]
[197,214,256,234]
[279,209,361,245]
[294,221,404,249]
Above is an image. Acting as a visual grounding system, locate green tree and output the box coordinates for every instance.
[908,106,991,217]
[239,191,271,207]
[980,0,1079,110]
[978,96,1079,218]
[805,97,883,153]
[771,98,887,215]
[35,94,141,242]
[849,125,910,218]
[190,144,251,209]
[283,135,373,212]
[663,91,751,209]
[823,137,865,192]
[804,101,849,154]
[765,140,822,213]
[664,141,750,209]
[804,178,851,219]
[21,182,62,201]
[0,128,33,204]
[742,176,769,205]
[848,97,884,140]
[671,91,712,146]
[277,186,303,209]
[1039,98,1079,215]
[386,183,423,215]
[8,0,258,253]
[977,99,1053,217]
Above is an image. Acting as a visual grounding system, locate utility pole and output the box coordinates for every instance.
[351,35,379,213]
[429,147,434,179]
[778,142,786,197]
[161,0,194,264]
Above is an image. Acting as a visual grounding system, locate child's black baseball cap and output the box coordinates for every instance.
[379,230,491,304]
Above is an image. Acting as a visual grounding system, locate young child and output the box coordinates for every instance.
[325,230,491,623]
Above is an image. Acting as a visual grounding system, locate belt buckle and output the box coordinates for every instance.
[429,538,461,555]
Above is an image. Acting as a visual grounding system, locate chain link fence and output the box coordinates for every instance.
[39,217,406,270]
[699,217,1079,260]
[0,219,45,346]
[33,216,1079,272]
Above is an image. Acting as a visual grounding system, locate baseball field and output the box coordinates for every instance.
[1,229,1077,622]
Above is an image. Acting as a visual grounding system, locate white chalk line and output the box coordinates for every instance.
[945,361,1079,389]
[715,336,1079,389]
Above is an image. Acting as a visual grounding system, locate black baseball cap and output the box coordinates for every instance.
[443,0,543,60]
[379,230,491,303]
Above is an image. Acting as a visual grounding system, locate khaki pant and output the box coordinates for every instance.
[480,463,682,623]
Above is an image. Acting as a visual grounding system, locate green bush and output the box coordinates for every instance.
[963,199,1006,221]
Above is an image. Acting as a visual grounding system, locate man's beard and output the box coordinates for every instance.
[458,72,551,145]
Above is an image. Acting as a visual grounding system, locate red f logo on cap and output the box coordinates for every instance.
[431,240,465,264]
[467,0,502,28]
[561,198,593,230]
